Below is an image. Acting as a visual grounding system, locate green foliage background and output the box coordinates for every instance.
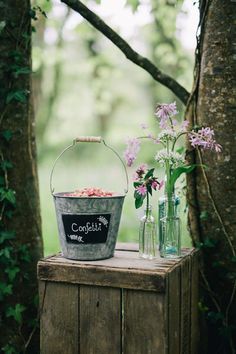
[33,0,196,255]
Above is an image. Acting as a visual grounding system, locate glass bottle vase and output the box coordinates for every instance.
[139,205,157,259]
[158,194,181,258]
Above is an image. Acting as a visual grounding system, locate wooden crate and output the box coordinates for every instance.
[38,243,199,354]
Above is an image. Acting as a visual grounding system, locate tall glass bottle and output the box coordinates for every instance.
[158,193,180,249]
[139,205,157,259]
[158,179,181,258]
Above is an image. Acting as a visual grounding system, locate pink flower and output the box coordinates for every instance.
[151,179,164,191]
[151,181,158,190]
[124,138,140,166]
[132,172,139,181]
[189,127,222,152]
[136,185,147,196]
[158,180,164,190]
[136,163,148,175]
[155,102,178,119]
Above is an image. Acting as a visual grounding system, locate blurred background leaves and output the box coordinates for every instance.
[32,0,198,255]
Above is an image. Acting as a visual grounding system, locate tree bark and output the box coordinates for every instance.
[0,0,43,352]
[187,0,236,352]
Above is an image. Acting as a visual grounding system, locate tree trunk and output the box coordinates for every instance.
[187,0,236,353]
[0,1,43,353]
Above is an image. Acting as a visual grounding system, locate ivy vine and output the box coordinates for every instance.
[0,4,46,354]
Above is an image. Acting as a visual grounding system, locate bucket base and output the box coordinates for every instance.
[61,251,115,261]
[60,242,116,261]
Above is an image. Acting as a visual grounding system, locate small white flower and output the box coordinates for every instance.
[155,150,185,167]
[158,129,176,142]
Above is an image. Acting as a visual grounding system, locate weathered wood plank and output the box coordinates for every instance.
[116,242,139,251]
[42,250,183,268]
[167,265,181,354]
[38,262,166,292]
[180,256,191,354]
[123,289,166,354]
[190,252,199,354]
[39,281,79,354]
[80,285,121,354]
[38,249,197,292]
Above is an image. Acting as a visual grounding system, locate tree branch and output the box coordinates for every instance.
[61,0,190,105]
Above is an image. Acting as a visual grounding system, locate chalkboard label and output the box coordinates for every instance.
[62,213,111,244]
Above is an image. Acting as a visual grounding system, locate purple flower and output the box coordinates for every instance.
[159,118,168,129]
[181,120,189,131]
[140,123,148,130]
[135,184,147,196]
[155,102,178,129]
[132,164,148,181]
[155,102,178,119]
[189,127,222,152]
[124,138,140,166]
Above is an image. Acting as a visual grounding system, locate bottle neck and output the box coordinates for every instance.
[163,172,176,199]
[144,205,153,218]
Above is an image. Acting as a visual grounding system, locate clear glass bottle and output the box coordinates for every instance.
[139,205,157,259]
[158,193,180,250]
[159,194,181,258]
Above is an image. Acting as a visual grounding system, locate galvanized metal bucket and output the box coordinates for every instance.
[50,136,128,260]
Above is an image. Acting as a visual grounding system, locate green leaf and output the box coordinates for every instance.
[5,267,20,281]
[0,189,16,205]
[6,90,29,104]
[196,237,217,249]
[168,165,197,194]
[135,196,144,209]
[2,344,17,354]
[0,282,13,300]
[12,66,31,78]
[6,189,16,204]
[200,211,208,220]
[0,20,6,35]
[5,210,14,219]
[0,246,12,259]
[127,0,139,12]
[204,237,217,248]
[198,301,209,313]
[18,244,31,262]
[0,176,5,185]
[144,168,155,180]
[1,130,13,141]
[176,146,185,154]
[133,181,142,188]
[0,230,15,244]
[6,304,26,324]
[0,160,13,170]
[207,311,224,324]
[29,9,37,20]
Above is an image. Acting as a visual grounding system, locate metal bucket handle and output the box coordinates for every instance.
[50,136,129,195]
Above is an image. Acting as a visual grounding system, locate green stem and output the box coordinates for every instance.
[165,161,174,219]
[137,135,166,148]
[172,131,188,152]
[146,192,149,219]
